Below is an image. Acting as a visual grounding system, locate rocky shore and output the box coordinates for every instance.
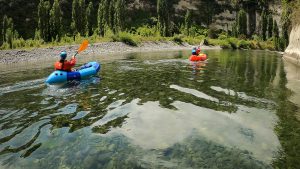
[0,41,221,64]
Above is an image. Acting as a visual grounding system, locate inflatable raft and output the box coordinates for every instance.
[46,62,101,84]
[189,53,207,62]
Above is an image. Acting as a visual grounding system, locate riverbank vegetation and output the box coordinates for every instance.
[0,0,297,51]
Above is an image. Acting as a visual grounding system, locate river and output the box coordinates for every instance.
[0,49,299,169]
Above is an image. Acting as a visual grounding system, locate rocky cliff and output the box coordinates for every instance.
[284,25,300,65]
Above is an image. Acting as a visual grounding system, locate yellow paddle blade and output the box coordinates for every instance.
[78,40,89,53]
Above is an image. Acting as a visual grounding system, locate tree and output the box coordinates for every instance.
[86,1,94,36]
[231,22,238,37]
[2,16,15,48]
[267,14,273,38]
[97,0,105,36]
[237,9,247,36]
[38,0,51,41]
[109,0,115,33]
[71,0,86,35]
[273,20,279,50]
[184,10,192,36]
[2,15,13,43]
[80,0,87,35]
[157,0,170,36]
[114,0,125,33]
[261,10,268,41]
[50,0,62,41]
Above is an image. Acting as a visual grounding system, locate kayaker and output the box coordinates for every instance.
[192,46,201,56]
[196,46,201,55]
[192,47,197,55]
[54,51,76,72]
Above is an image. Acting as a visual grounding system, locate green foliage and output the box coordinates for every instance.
[184,10,192,36]
[261,10,268,41]
[231,22,238,37]
[267,14,273,38]
[136,26,157,37]
[2,15,14,43]
[273,20,280,50]
[86,2,94,36]
[237,40,250,49]
[109,0,116,33]
[280,0,291,50]
[38,0,51,41]
[182,35,204,45]
[114,0,126,33]
[97,0,105,36]
[237,9,247,36]
[172,35,184,44]
[118,32,139,46]
[227,37,238,49]
[50,0,62,41]
[157,0,170,37]
[71,0,86,36]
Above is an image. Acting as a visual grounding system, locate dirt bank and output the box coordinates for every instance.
[0,41,221,64]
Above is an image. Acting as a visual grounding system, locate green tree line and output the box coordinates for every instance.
[0,0,296,51]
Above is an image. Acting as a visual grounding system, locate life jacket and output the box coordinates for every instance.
[54,58,76,72]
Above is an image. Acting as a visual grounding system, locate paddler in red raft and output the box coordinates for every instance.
[54,51,76,72]
[189,46,207,62]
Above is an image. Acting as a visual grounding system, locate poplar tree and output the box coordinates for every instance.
[2,16,14,48]
[38,0,51,41]
[157,0,169,37]
[267,14,273,38]
[273,20,279,50]
[109,0,115,33]
[184,10,192,36]
[103,0,110,26]
[50,0,62,40]
[114,0,125,33]
[86,1,94,36]
[261,11,268,41]
[97,0,105,36]
[237,9,247,36]
[72,0,86,35]
[80,0,87,35]
[2,15,13,43]
[71,0,80,34]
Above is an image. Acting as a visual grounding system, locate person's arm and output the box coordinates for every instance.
[69,56,76,67]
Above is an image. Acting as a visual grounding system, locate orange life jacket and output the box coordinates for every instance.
[54,58,76,72]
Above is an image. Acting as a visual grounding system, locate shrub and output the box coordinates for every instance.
[249,40,259,49]
[218,33,228,40]
[136,26,156,37]
[0,42,10,50]
[227,38,238,49]
[172,35,184,44]
[118,32,139,46]
[238,40,250,49]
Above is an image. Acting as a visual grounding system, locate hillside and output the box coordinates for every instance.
[0,0,295,52]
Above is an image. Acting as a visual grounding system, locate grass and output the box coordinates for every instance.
[0,28,277,51]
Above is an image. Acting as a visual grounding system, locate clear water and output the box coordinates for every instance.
[0,50,295,169]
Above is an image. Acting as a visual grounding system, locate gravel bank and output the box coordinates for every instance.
[0,41,221,64]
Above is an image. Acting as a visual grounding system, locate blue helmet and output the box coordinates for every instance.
[60,51,67,60]
[192,49,197,55]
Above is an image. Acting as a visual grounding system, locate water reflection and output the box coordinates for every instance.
[0,50,292,168]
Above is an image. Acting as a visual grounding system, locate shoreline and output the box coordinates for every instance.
[0,41,221,64]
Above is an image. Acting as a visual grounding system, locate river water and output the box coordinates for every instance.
[0,50,298,169]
